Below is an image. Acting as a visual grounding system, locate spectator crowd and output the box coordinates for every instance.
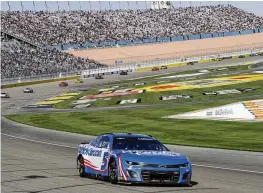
[1,4,263,79]
[1,40,106,79]
[1,5,263,46]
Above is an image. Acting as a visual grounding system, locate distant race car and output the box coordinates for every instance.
[59,81,68,87]
[23,88,34,93]
[119,71,128,75]
[212,58,223,61]
[249,53,257,57]
[187,62,194,65]
[152,67,159,71]
[160,66,168,69]
[95,75,104,79]
[75,79,83,83]
[1,93,10,98]
[77,133,192,186]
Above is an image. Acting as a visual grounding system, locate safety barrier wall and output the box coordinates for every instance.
[45,29,263,51]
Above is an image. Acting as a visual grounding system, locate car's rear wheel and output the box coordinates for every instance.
[77,156,85,177]
[108,160,118,184]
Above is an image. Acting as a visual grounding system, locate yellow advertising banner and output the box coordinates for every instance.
[46,96,74,101]
[36,100,65,105]
[59,92,81,96]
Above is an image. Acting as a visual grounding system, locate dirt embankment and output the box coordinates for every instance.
[66,33,263,65]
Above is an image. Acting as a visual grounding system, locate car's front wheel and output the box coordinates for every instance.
[108,160,118,184]
[77,156,85,177]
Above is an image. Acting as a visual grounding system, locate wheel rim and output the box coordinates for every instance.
[77,159,84,175]
[109,162,117,180]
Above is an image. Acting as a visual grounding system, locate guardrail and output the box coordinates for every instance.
[46,28,263,51]
[1,71,81,85]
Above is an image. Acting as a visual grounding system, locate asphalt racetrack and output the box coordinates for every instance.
[1,57,263,193]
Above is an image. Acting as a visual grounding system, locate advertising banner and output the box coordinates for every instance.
[117,99,141,104]
[166,99,263,121]
[82,90,145,99]
[160,95,192,100]
[136,74,263,92]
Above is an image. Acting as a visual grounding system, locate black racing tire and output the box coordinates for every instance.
[77,156,85,177]
[108,160,118,184]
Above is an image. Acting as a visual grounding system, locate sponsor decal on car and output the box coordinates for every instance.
[160,95,192,100]
[79,146,102,157]
[116,99,141,104]
[123,150,180,156]
[135,74,263,92]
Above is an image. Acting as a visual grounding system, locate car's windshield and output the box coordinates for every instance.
[112,137,169,151]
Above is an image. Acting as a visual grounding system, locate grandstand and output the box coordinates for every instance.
[1,3,263,81]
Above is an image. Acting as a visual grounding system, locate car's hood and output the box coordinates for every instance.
[115,150,189,165]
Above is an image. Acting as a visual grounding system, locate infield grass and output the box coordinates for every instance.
[53,63,261,109]
[7,95,263,152]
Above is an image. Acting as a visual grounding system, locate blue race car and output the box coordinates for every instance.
[77,133,192,186]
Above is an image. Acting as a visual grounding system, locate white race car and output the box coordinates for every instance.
[23,88,34,93]
[1,93,10,98]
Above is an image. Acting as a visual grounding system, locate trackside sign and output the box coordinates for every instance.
[165,99,263,121]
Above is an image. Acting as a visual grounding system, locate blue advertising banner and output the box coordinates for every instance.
[188,34,201,40]
[240,30,254,35]
[212,32,224,38]
[201,33,212,39]
[48,28,261,50]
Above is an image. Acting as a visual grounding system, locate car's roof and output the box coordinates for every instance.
[101,133,153,138]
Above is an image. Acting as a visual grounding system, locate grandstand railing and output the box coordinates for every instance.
[45,28,263,51]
